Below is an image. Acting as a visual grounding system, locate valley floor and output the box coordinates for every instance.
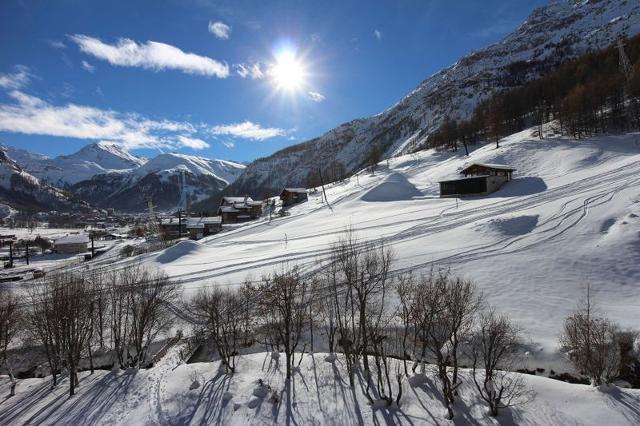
[1,350,639,425]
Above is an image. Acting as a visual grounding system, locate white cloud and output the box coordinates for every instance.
[0,66,31,90]
[221,140,235,149]
[234,62,264,79]
[81,60,95,73]
[374,29,382,40]
[48,40,67,49]
[69,34,230,78]
[308,91,326,102]
[0,90,210,150]
[210,120,284,141]
[208,21,231,40]
[177,135,210,149]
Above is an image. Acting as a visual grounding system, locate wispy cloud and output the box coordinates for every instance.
[374,29,382,40]
[69,34,230,78]
[47,40,67,49]
[0,90,209,150]
[221,140,235,149]
[0,66,31,90]
[308,91,326,102]
[234,62,264,79]
[176,135,210,149]
[210,121,284,141]
[81,60,95,73]
[208,21,231,40]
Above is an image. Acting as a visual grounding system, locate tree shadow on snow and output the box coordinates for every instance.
[176,363,232,426]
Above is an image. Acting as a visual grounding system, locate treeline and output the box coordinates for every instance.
[428,34,640,151]
[1,232,637,419]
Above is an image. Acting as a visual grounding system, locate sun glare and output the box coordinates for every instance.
[270,49,306,92]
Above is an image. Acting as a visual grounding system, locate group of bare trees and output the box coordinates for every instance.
[13,265,179,397]
[193,230,530,418]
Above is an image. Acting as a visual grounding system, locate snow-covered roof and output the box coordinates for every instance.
[55,234,89,245]
[186,217,221,228]
[222,196,252,204]
[218,206,240,213]
[439,175,491,183]
[160,218,183,226]
[281,188,307,194]
[462,163,516,172]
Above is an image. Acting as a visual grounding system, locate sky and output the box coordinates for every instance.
[0,0,546,163]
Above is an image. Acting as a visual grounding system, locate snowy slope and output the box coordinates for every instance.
[98,127,640,365]
[71,153,246,212]
[1,350,639,425]
[135,153,245,185]
[0,148,91,212]
[229,0,640,197]
[2,142,146,187]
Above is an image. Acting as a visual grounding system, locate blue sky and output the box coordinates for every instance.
[0,0,545,162]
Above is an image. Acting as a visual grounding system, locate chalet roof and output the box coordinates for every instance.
[55,234,90,245]
[186,217,222,228]
[218,205,240,213]
[438,175,491,184]
[160,218,182,226]
[280,188,307,195]
[461,163,516,173]
[221,196,253,205]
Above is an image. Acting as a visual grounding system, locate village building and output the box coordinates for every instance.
[186,216,222,240]
[54,234,89,254]
[159,217,187,239]
[439,163,516,197]
[279,188,308,207]
[218,196,263,223]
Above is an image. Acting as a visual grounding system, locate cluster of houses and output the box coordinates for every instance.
[158,188,310,241]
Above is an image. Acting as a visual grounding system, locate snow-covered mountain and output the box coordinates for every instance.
[71,153,246,212]
[1,142,146,187]
[228,0,640,197]
[1,143,245,212]
[0,147,90,212]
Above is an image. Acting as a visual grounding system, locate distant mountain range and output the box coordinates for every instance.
[0,142,245,213]
[225,0,640,198]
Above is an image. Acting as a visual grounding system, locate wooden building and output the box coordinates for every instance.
[279,188,308,207]
[439,163,516,197]
[54,234,89,254]
[186,216,222,240]
[159,217,187,239]
[218,196,263,223]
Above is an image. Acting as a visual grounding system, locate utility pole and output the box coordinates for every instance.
[618,38,632,80]
[318,167,330,208]
[90,232,95,258]
[7,240,13,268]
[25,242,29,266]
[178,210,183,239]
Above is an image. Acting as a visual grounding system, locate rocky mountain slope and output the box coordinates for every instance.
[0,147,91,213]
[228,0,640,198]
[70,153,245,212]
[2,142,146,187]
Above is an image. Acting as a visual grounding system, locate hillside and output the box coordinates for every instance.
[98,126,640,360]
[227,0,640,198]
[1,349,639,425]
[0,148,91,213]
[3,142,146,187]
[70,153,245,212]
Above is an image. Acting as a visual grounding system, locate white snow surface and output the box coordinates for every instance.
[107,128,640,357]
[1,350,639,425]
[135,153,245,185]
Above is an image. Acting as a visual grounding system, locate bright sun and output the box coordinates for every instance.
[270,49,306,92]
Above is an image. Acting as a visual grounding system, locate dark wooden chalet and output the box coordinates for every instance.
[439,163,516,197]
[279,188,308,207]
[218,196,263,223]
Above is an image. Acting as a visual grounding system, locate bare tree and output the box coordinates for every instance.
[125,267,180,368]
[469,308,532,417]
[0,288,21,397]
[259,266,310,380]
[559,287,620,385]
[407,270,480,419]
[27,283,62,388]
[191,287,245,373]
